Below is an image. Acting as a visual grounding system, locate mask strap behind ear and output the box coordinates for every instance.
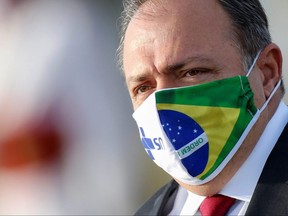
[246,51,262,77]
[259,80,281,113]
[246,50,281,113]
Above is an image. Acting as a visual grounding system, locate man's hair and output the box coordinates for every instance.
[118,0,285,95]
[117,0,271,71]
[218,0,271,69]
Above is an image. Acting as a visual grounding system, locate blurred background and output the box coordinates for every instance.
[0,0,286,215]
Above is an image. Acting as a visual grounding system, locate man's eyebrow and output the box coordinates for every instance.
[166,56,213,72]
[126,74,147,83]
[126,56,213,83]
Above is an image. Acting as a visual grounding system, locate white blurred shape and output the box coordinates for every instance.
[0,0,138,214]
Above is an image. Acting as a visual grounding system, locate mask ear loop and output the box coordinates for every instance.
[259,80,281,113]
[246,51,281,113]
[246,51,262,77]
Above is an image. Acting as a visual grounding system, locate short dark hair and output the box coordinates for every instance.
[218,0,271,69]
[117,0,284,94]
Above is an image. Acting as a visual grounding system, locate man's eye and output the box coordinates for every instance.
[136,85,152,94]
[184,69,203,77]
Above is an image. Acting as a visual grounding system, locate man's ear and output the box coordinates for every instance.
[258,43,283,99]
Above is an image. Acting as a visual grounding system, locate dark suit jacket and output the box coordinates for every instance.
[135,124,288,216]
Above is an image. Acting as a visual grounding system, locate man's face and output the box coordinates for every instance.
[122,0,272,195]
[123,0,257,110]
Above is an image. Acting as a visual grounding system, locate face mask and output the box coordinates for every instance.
[132,53,281,185]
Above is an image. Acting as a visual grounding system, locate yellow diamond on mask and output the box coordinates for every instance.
[157,103,240,178]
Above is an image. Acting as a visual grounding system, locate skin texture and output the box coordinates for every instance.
[123,0,283,196]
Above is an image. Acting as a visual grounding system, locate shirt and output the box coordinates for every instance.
[169,101,288,215]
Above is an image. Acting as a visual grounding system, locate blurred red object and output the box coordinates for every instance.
[0,118,63,169]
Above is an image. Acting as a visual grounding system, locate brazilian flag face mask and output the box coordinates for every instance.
[132,52,281,185]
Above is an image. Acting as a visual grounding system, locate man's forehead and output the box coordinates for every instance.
[127,0,233,43]
[135,0,224,18]
[123,0,241,81]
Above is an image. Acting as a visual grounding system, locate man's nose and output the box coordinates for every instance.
[156,79,176,91]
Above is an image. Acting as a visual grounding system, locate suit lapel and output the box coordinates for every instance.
[245,124,288,215]
[135,180,178,216]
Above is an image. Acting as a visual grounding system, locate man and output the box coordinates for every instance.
[118,0,288,215]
